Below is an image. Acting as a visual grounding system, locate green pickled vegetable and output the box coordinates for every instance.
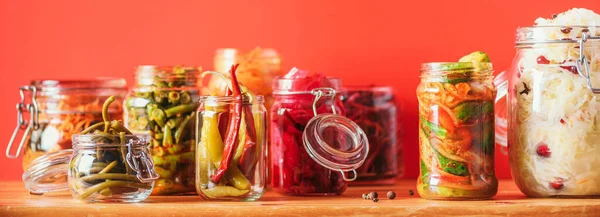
[420,117,448,138]
[71,96,154,201]
[124,66,201,195]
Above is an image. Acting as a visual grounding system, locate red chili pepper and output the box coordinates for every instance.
[211,64,243,183]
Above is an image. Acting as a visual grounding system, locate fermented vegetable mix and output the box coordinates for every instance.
[342,86,400,184]
[123,66,200,195]
[196,64,267,201]
[506,8,600,197]
[417,52,498,200]
[68,96,158,202]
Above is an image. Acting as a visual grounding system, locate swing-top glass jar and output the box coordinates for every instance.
[22,134,159,203]
[495,9,600,197]
[270,68,369,196]
[6,78,126,170]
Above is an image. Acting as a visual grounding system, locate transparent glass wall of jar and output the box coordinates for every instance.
[123,65,201,195]
[500,26,600,197]
[342,86,401,185]
[417,62,498,200]
[6,78,126,171]
[68,134,158,202]
[195,96,267,201]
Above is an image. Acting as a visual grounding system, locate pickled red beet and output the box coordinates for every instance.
[536,56,550,64]
[536,143,551,157]
[550,178,564,190]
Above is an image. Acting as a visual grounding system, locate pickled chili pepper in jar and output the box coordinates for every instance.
[417,52,498,200]
[6,78,127,171]
[196,65,268,201]
[123,65,200,195]
[270,68,368,196]
[342,86,401,185]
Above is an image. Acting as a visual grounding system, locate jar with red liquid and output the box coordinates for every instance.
[270,68,368,196]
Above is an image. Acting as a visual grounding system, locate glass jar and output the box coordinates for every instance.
[496,26,600,197]
[417,62,498,200]
[6,78,127,170]
[342,86,401,185]
[195,95,267,201]
[123,65,200,195]
[22,134,159,203]
[207,48,282,110]
[270,68,368,196]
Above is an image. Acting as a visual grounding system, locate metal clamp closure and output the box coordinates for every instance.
[126,143,160,183]
[310,88,338,116]
[576,33,600,94]
[6,86,39,158]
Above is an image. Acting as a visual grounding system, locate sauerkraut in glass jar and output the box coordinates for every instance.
[497,8,600,197]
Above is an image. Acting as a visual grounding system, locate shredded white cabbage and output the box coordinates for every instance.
[512,8,600,196]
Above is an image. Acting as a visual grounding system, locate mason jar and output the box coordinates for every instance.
[6,78,127,170]
[22,134,159,203]
[195,95,267,201]
[342,86,401,185]
[495,26,600,197]
[123,65,200,195]
[417,62,498,200]
[270,68,368,196]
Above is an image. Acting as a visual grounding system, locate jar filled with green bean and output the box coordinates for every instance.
[23,95,159,202]
[196,65,267,201]
[124,65,201,195]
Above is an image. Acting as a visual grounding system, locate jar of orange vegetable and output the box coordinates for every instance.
[416,52,498,200]
[206,48,282,109]
[6,78,127,171]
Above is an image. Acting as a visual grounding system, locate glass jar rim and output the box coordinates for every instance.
[30,78,127,92]
[272,76,343,94]
[199,95,265,104]
[515,26,600,45]
[342,85,394,93]
[71,134,150,148]
[134,65,202,86]
[420,62,493,77]
[302,113,369,181]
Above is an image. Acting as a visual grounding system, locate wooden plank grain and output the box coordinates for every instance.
[0,180,598,217]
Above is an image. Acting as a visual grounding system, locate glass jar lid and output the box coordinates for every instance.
[22,149,72,194]
[303,113,369,181]
[298,87,369,181]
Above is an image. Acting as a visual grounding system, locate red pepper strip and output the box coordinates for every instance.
[239,134,256,176]
[211,64,242,183]
[239,106,258,175]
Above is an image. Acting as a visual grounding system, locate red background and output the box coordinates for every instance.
[0,0,598,181]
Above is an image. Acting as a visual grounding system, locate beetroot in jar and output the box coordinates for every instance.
[270,68,368,196]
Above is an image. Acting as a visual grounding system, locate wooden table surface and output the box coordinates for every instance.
[1,180,599,217]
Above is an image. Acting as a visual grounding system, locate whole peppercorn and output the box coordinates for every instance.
[387,191,396,199]
[408,190,414,196]
[368,191,378,200]
[372,198,379,202]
